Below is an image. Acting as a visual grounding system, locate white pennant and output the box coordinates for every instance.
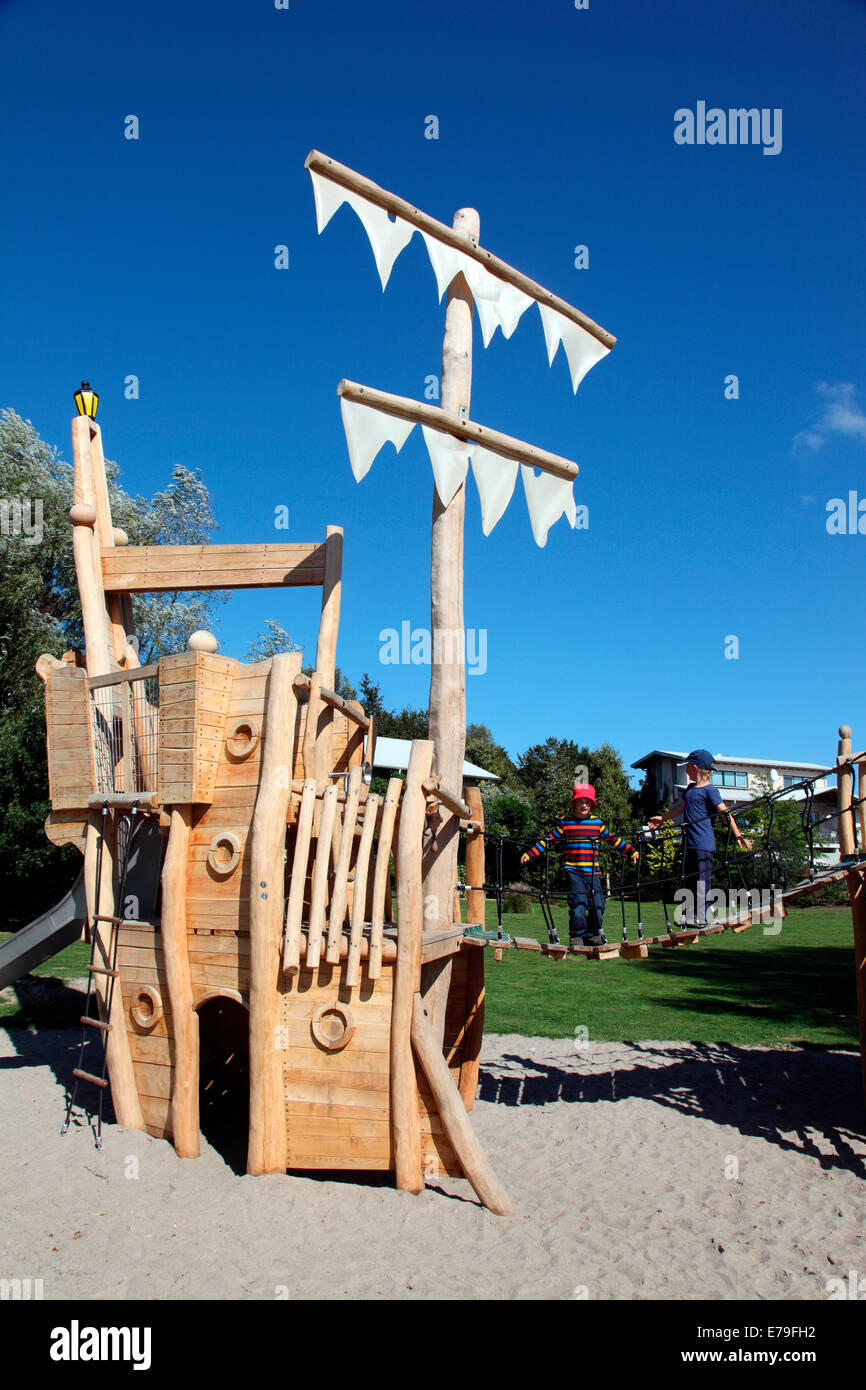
[342,189,416,289]
[420,231,467,301]
[421,426,472,507]
[538,303,610,393]
[462,259,533,347]
[470,444,519,535]
[520,464,577,547]
[309,169,348,233]
[340,397,415,482]
[420,232,534,346]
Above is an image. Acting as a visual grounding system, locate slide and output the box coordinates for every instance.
[0,870,88,991]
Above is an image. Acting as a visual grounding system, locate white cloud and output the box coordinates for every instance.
[794,382,866,454]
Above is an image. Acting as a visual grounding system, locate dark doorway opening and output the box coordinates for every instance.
[197,997,249,1175]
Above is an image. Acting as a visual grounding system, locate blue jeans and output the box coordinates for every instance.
[683,848,713,923]
[565,870,605,940]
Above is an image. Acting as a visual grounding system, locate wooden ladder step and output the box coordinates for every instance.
[72,1068,108,1089]
[93,914,124,925]
[86,965,119,978]
[80,1016,112,1032]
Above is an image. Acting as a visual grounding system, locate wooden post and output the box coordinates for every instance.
[465,786,486,927]
[422,207,478,1048]
[346,794,380,988]
[307,783,339,969]
[248,652,301,1175]
[392,739,434,1194]
[411,993,516,1216]
[283,777,316,976]
[70,416,113,679]
[458,943,485,1112]
[88,422,126,662]
[162,806,199,1157]
[839,725,866,1105]
[313,527,343,809]
[369,777,401,981]
[325,764,362,963]
[83,812,145,1132]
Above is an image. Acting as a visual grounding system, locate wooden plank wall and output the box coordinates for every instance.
[44,665,97,810]
[116,655,476,1178]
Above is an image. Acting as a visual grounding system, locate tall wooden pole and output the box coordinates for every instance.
[423,208,478,1046]
[248,651,301,1174]
[838,725,866,1106]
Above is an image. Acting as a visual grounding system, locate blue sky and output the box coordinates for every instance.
[2,0,865,781]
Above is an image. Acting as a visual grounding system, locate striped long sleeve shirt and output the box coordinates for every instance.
[525,816,637,876]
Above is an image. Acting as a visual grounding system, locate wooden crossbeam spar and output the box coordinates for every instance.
[422,777,471,820]
[100,542,326,594]
[293,672,370,727]
[337,380,578,482]
[306,150,615,351]
[290,777,374,808]
[88,664,159,689]
[87,792,158,810]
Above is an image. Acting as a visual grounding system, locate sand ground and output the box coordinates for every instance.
[2,982,865,1301]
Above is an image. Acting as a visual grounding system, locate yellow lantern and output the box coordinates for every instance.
[73,381,98,418]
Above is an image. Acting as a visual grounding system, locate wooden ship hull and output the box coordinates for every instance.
[39,412,511,1213]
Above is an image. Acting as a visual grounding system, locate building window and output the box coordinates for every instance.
[783,775,800,788]
[712,771,748,789]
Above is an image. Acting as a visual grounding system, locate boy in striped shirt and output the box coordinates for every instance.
[521,783,638,946]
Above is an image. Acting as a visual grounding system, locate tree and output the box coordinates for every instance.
[247,619,301,662]
[129,466,228,663]
[464,723,516,782]
[378,706,428,740]
[358,673,384,718]
[0,411,225,922]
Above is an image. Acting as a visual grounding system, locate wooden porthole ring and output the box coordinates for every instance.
[131,986,163,1030]
[226,718,260,759]
[207,831,241,876]
[310,1002,356,1053]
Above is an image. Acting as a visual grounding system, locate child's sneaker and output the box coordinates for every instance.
[584,933,606,947]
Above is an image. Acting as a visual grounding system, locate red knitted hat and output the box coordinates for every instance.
[572,783,596,803]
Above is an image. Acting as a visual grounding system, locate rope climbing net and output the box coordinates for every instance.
[458,752,866,961]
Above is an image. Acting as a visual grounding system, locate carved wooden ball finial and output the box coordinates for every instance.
[69,503,97,527]
[187,630,218,653]
[840,725,852,739]
[112,527,129,546]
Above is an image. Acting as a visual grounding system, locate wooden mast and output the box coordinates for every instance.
[838,725,866,1105]
[422,207,478,1049]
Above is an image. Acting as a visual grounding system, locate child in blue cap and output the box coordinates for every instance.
[648,749,752,924]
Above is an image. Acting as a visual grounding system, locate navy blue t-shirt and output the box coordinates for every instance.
[682,782,723,851]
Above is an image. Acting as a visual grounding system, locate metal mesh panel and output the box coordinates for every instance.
[89,674,160,795]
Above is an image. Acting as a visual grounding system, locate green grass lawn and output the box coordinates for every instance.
[481,900,860,1047]
[1,902,859,1047]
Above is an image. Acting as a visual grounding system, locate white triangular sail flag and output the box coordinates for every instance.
[538,303,610,393]
[421,425,472,507]
[520,464,577,547]
[420,232,533,346]
[420,231,467,301]
[309,170,415,288]
[310,168,349,232]
[470,444,519,535]
[340,397,416,481]
[342,189,416,290]
[461,259,533,347]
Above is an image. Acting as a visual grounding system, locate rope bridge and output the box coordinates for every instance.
[458,738,866,963]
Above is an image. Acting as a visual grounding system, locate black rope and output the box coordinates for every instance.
[461,759,862,946]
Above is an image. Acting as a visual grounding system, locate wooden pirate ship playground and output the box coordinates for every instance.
[4,151,866,1215]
